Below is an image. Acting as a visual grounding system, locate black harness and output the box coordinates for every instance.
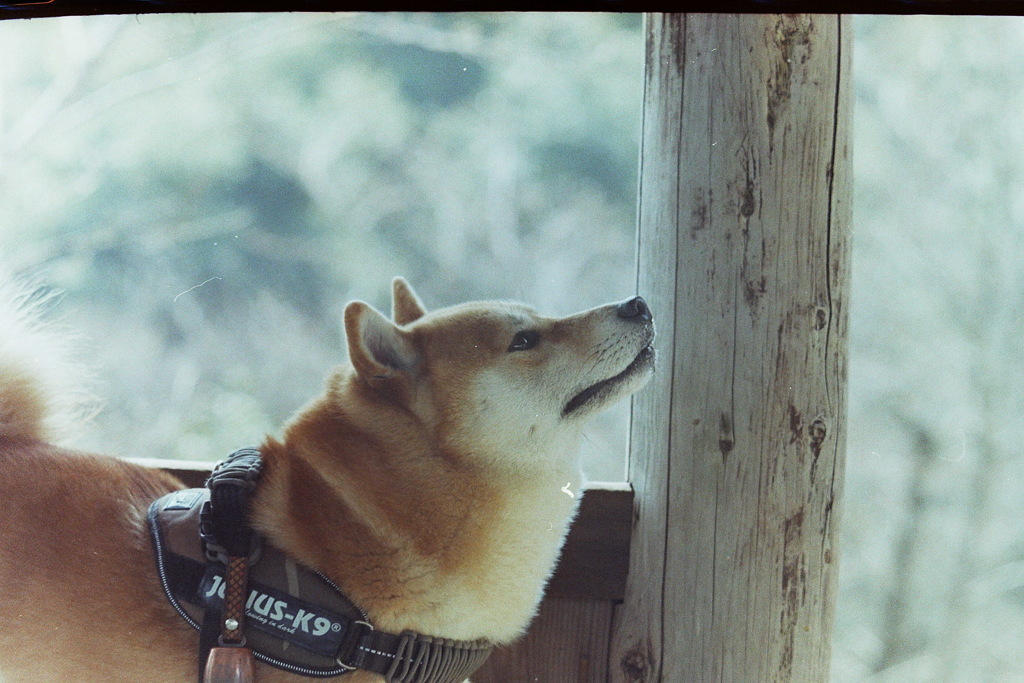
[147,448,493,683]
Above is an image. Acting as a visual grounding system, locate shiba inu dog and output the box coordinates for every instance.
[0,277,654,682]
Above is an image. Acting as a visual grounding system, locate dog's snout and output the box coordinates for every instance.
[617,296,651,322]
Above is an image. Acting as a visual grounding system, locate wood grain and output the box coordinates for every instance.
[610,14,852,683]
[473,598,615,683]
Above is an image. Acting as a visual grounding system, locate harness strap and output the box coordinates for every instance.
[219,556,250,644]
[202,553,256,683]
[199,448,264,683]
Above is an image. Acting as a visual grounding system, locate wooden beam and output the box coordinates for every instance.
[474,597,615,683]
[131,458,634,602]
[610,14,851,682]
[546,482,634,602]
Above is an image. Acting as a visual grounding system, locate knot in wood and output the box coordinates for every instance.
[620,647,650,682]
[809,418,827,456]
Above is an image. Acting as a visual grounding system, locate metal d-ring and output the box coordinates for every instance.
[336,620,375,671]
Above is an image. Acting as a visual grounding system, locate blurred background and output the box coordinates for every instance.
[1,12,1023,682]
[0,12,643,477]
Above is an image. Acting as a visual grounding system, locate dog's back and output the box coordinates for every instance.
[0,442,191,681]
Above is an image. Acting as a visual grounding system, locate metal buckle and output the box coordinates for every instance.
[335,620,374,672]
[217,635,248,648]
[199,500,263,565]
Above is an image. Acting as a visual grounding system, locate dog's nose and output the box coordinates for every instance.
[617,296,652,322]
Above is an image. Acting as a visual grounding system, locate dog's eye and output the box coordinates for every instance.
[508,330,540,352]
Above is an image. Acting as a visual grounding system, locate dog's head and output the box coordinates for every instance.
[343,278,655,468]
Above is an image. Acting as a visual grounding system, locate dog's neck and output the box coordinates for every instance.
[249,374,582,644]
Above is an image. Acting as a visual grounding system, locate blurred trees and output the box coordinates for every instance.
[0,13,642,477]
[837,16,1024,682]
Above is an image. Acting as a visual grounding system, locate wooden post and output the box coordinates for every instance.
[611,14,851,682]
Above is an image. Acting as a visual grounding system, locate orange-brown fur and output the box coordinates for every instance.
[0,440,193,682]
[0,278,654,682]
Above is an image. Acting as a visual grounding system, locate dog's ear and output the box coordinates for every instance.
[391,277,427,326]
[344,301,418,382]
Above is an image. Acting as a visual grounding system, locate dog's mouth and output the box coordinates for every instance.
[562,344,656,418]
